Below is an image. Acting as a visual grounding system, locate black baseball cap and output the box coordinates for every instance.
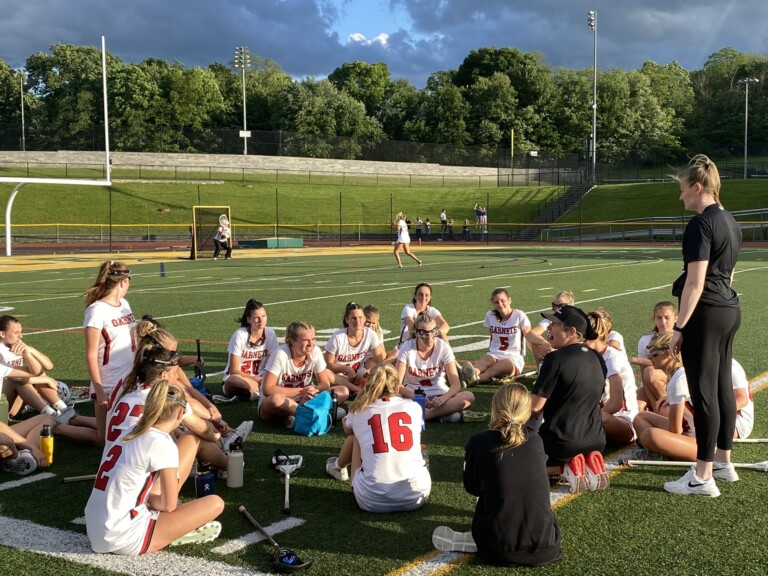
[541,304,590,336]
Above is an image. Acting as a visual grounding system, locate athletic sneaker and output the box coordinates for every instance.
[562,454,589,494]
[2,449,37,476]
[584,450,609,491]
[285,415,295,429]
[439,412,462,423]
[461,410,488,423]
[333,407,347,421]
[325,456,349,482]
[431,526,477,553]
[712,462,740,482]
[461,362,479,387]
[54,406,77,426]
[235,420,254,441]
[663,466,720,497]
[169,521,222,546]
[212,394,238,404]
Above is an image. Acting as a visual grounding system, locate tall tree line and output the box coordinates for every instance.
[1,43,766,164]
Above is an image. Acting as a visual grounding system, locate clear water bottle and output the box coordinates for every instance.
[195,461,215,497]
[413,387,427,430]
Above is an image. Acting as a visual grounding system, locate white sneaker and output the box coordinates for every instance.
[663,466,721,497]
[584,451,609,491]
[712,462,739,482]
[334,407,347,420]
[170,521,222,546]
[325,457,349,481]
[54,406,77,426]
[431,526,477,553]
[2,449,37,475]
[562,454,589,494]
[285,415,295,429]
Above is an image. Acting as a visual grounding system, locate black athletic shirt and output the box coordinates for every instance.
[678,203,741,307]
[532,343,606,463]
[463,428,562,567]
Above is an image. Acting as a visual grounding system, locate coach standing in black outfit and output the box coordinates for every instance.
[665,155,742,498]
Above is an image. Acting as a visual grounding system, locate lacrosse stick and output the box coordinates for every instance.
[62,474,97,483]
[620,459,768,472]
[238,505,313,572]
[734,438,768,443]
[269,450,304,515]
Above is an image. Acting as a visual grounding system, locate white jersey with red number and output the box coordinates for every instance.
[397,338,455,397]
[483,309,530,371]
[346,396,428,484]
[666,367,695,438]
[732,359,754,438]
[224,327,279,379]
[0,363,12,379]
[83,298,137,394]
[0,343,25,368]
[399,304,442,343]
[325,327,382,373]
[263,345,327,396]
[85,428,178,555]
[600,346,639,419]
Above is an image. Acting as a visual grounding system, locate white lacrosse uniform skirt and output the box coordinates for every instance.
[352,466,431,513]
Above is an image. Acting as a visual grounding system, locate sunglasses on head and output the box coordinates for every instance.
[646,346,670,358]
[416,328,438,338]
[166,389,187,409]
[147,350,182,366]
[551,302,565,311]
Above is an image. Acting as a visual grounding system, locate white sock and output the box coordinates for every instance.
[40,405,56,416]
[53,400,68,411]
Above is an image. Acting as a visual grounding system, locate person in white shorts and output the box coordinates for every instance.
[586,310,638,444]
[83,261,137,447]
[396,313,475,422]
[221,299,279,401]
[325,302,385,395]
[325,364,430,513]
[261,322,349,427]
[392,212,421,268]
[630,301,678,412]
[85,380,224,555]
[633,332,697,461]
[0,315,71,420]
[399,283,450,343]
[461,288,531,386]
[525,290,574,365]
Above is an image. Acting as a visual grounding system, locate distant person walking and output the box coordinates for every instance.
[665,154,742,498]
[425,219,432,240]
[392,212,422,268]
[414,216,423,244]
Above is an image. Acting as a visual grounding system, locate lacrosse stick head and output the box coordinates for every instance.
[273,547,314,572]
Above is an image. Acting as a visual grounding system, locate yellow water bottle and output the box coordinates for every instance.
[40,424,54,466]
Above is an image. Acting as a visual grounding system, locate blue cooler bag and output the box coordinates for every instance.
[293,390,333,436]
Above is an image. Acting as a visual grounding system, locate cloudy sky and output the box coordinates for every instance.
[2,0,766,88]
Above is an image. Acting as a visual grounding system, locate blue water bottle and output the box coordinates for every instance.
[195,461,215,497]
[413,387,427,430]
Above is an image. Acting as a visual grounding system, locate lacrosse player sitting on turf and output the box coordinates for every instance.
[325,302,386,396]
[106,321,252,476]
[260,321,349,429]
[326,364,431,513]
[220,299,279,401]
[85,380,224,555]
[395,312,477,423]
[460,288,531,387]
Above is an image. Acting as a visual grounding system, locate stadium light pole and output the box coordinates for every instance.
[233,47,251,155]
[737,77,759,179]
[18,69,26,152]
[587,10,597,185]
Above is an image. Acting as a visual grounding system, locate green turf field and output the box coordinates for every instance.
[1,244,767,575]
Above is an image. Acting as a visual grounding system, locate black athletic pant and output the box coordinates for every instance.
[213,238,231,259]
[680,303,741,462]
